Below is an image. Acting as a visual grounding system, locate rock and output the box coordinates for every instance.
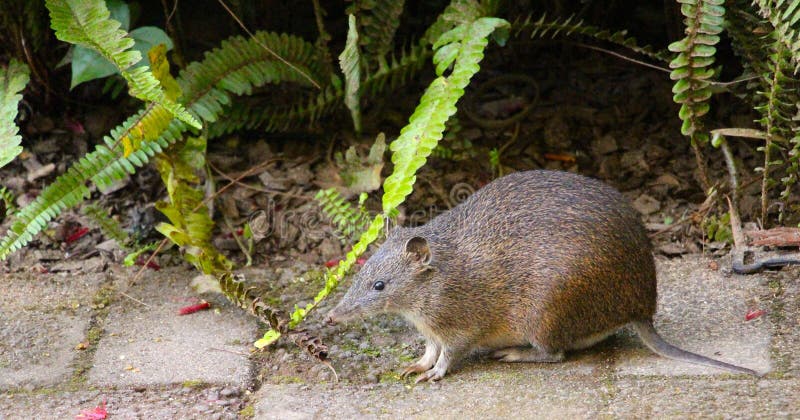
[658,242,687,256]
[651,173,682,189]
[592,134,619,156]
[286,163,314,186]
[632,194,661,215]
[95,239,122,254]
[259,171,288,190]
[619,150,649,175]
[49,257,106,273]
[597,155,621,180]
[318,238,343,261]
[543,115,572,150]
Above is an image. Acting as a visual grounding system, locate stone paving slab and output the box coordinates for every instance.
[615,256,771,376]
[255,367,610,419]
[608,378,799,417]
[0,386,243,419]
[87,267,257,387]
[0,272,105,390]
[253,376,798,419]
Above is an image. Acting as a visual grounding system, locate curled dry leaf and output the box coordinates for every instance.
[290,330,329,361]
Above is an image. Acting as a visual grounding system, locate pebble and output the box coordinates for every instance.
[220,387,240,398]
[632,194,661,215]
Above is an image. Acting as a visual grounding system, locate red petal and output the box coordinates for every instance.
[745,309,765,321]
[66,227,90,244]
[178,301,211,315]
[75,400,107,419]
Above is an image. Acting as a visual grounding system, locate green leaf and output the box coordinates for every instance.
[130,26,174,65]
[70,46,118,89]
[107,0,130,30]
[47,0,200,128]
[433,43,460,76]
[0,60,30,169]
[339,14,362,134]
[691,44,717,57]
[254,329,281,349]
[668,38,690,52]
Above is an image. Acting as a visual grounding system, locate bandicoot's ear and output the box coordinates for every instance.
[405,236,431,265]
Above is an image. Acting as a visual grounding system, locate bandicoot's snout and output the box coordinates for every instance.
[325,300,363,326]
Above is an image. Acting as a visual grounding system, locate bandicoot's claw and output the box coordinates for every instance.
[414,367,445,383]
[400,363,428,378]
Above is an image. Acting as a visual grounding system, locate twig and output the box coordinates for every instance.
[120,291,151,308]
[208,346,250,357]
[207,160,312,200]
[214,0,321,89]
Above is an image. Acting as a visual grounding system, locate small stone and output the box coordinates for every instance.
[220,387,240,398]
[286,163,314,185]
[651,173,681,188]
[632,194,661,215]
[659,242,686,256]
[619,150,649,175]
[592,134,618,156]
[258,171,288,190]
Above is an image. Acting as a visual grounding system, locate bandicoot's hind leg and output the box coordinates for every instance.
[492,345,564,363]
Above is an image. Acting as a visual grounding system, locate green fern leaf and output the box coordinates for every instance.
[0,30,327,260]
[81,203,128,245]
[0,59,29,169]
[339,14,362,134]
[346,0,406,70]
[668,0,725,145]
[514,13,671,63]
[45,0,201,130]
[754,0,800,73]
[383,16,509,213]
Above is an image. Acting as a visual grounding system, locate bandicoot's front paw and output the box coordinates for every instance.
[414,367,446,383]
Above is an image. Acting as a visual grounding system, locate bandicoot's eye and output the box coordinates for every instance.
[372,281,385,291]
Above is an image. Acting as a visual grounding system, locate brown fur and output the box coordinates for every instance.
[327,170,756,381]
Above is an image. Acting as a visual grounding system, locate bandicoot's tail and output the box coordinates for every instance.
[631,320,762,376]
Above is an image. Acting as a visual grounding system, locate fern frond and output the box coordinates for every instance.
[668,0,725,146]
[340,15,363,134]
[0,31,326,260]
[383,16,510,211]
[0,59,29,169]
[726,4,774,102]
[315,189,370,240]
[347,0,406,70]
[514,13,671,63]
[753,0,800,73]
[81,203,128,245]
[0,187,15,217]
[755,35,800,214]
[45,0,201,130]
[208,42,430,137]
